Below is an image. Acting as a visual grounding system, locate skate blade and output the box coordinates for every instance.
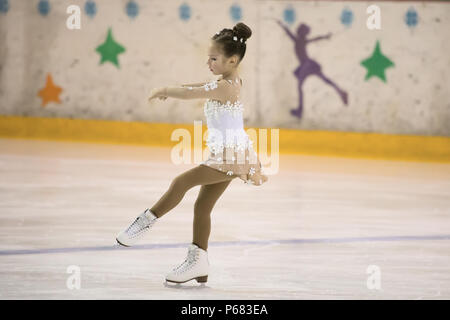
[115,238,130,247]
[165,275,208,284]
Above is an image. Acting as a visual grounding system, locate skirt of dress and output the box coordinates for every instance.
[200,146,268,186]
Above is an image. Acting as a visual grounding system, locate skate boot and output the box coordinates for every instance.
[116,208,158,247]
[165,244,209,284]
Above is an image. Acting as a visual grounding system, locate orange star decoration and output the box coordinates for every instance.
[38,73,63,107]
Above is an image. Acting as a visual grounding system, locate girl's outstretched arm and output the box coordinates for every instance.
[181,76,222,88]
[181,83,206,88]
[148,79,231,102]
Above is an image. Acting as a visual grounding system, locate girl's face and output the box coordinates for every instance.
[207,42,238,75]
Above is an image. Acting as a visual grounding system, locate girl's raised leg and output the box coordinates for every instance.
[151,165,235,218]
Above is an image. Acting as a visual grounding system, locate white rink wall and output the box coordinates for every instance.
[0,0,449,136]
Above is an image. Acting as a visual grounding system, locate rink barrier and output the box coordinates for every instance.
[0,115,449,163]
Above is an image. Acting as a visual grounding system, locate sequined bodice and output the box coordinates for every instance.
[204,99,244,128]
[203,99,253,154]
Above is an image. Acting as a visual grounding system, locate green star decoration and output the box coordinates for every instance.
[361,40,394,82]
[96,28,126,68]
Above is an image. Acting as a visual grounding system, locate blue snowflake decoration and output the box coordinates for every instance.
[283,5,295,25]
[230,4,242,22]
[38,0,50,16]
[0,0,9,14]
[340,7,354,27]
[179,3,191,21]
[405,7,418,28]
[126,1,139,19]
[85,0,97,18]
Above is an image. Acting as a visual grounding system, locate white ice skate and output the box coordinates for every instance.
[165,244,209,284]
[116,208,158,247]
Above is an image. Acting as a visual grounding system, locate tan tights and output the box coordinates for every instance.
[150,165,235,251]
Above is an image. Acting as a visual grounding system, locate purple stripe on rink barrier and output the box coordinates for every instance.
[0,234,450,256]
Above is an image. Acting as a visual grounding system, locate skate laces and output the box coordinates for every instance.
[126,209,156,236]
[173,247,199,274]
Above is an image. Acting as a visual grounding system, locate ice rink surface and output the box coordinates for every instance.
[0,138,449,299]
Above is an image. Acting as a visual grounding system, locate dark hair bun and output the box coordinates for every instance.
[233,22,252,41]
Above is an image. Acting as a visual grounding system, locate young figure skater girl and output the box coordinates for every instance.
[116,22,268,284]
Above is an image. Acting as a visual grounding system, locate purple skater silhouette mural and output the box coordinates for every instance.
[277,20,348,119]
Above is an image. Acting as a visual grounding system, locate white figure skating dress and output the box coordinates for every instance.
[200,93,268,186]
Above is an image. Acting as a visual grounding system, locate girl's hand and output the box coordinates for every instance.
[148,87,167,103]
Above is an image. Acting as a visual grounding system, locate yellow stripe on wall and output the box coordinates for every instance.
[0,115,449,163]
[279,128,450,163]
